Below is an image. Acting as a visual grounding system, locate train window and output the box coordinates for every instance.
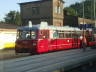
[53,30,58,38]
[63,33,66,38]
[72,33,78,38]
[58,31,63,38]
[64,32,71,38]
[77,31,81,37]
[71,33,74,38]
[40,31,43,35]
[59,33,64,38]
[64,32,68,38]
[31,31,36,39]
[39,30,49,39]
[66,33,70,38]
[19,31,30,39]
[44,31,49,38]
[39,31,43,39]
[17,30,37,40]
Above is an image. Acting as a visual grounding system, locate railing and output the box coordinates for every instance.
[0,48,96,72]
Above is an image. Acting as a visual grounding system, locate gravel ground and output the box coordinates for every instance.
[0,49,30,60]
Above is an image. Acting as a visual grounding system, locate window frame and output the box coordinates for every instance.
[32,6,40,15]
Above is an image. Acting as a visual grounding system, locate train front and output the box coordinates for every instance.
[15,26,38,54]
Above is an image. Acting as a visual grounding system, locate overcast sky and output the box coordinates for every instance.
[0,0,82,20]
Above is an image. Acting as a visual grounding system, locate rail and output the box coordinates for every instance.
[0,48,96,72]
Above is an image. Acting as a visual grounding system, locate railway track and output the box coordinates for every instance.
[0,47,94,60]
[1,47,96,72]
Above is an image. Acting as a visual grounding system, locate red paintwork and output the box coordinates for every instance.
[15,38,81,53]
[88,41,95,46]
[37,39,49,53]
[49,38,80,51]
[15,40,37,53]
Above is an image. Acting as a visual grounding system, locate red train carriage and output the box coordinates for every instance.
[15,22,81,54]
[15,22,96,54]
[85,29,96,47]
[94,34,96,44]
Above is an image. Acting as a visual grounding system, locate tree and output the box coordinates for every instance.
[64,7,77,16]
[64,0,96,19]
[0,21,5,24]
[15,12,21,25]
[4,11,21,25]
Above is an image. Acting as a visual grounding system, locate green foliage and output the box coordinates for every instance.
[15,12,21,25]
[0,21,5,24]
[64,0,96,19]
[65,7,77,16]
[4,11,21,25]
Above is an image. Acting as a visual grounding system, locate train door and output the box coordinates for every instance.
[49,30,58,51]
[38,30,49,53]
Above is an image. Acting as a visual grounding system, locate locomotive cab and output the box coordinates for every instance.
[15,21,50,54]
[15,27,38,53]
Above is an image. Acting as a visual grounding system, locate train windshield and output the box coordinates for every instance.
[17,30,37,40]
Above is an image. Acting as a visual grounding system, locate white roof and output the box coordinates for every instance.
[19,21,81,31]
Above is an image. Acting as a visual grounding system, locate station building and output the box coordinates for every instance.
[19,0,64,26]
[0,23,17,49]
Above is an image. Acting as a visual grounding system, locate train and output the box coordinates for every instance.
[15,21,96,54]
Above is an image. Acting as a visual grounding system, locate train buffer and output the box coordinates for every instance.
[0,48,96,72]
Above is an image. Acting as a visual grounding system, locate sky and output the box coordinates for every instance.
[0,0,82,21]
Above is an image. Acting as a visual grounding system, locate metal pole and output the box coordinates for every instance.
[94,0,96,27]
[83,0,85,22]
[82,0,85,36]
